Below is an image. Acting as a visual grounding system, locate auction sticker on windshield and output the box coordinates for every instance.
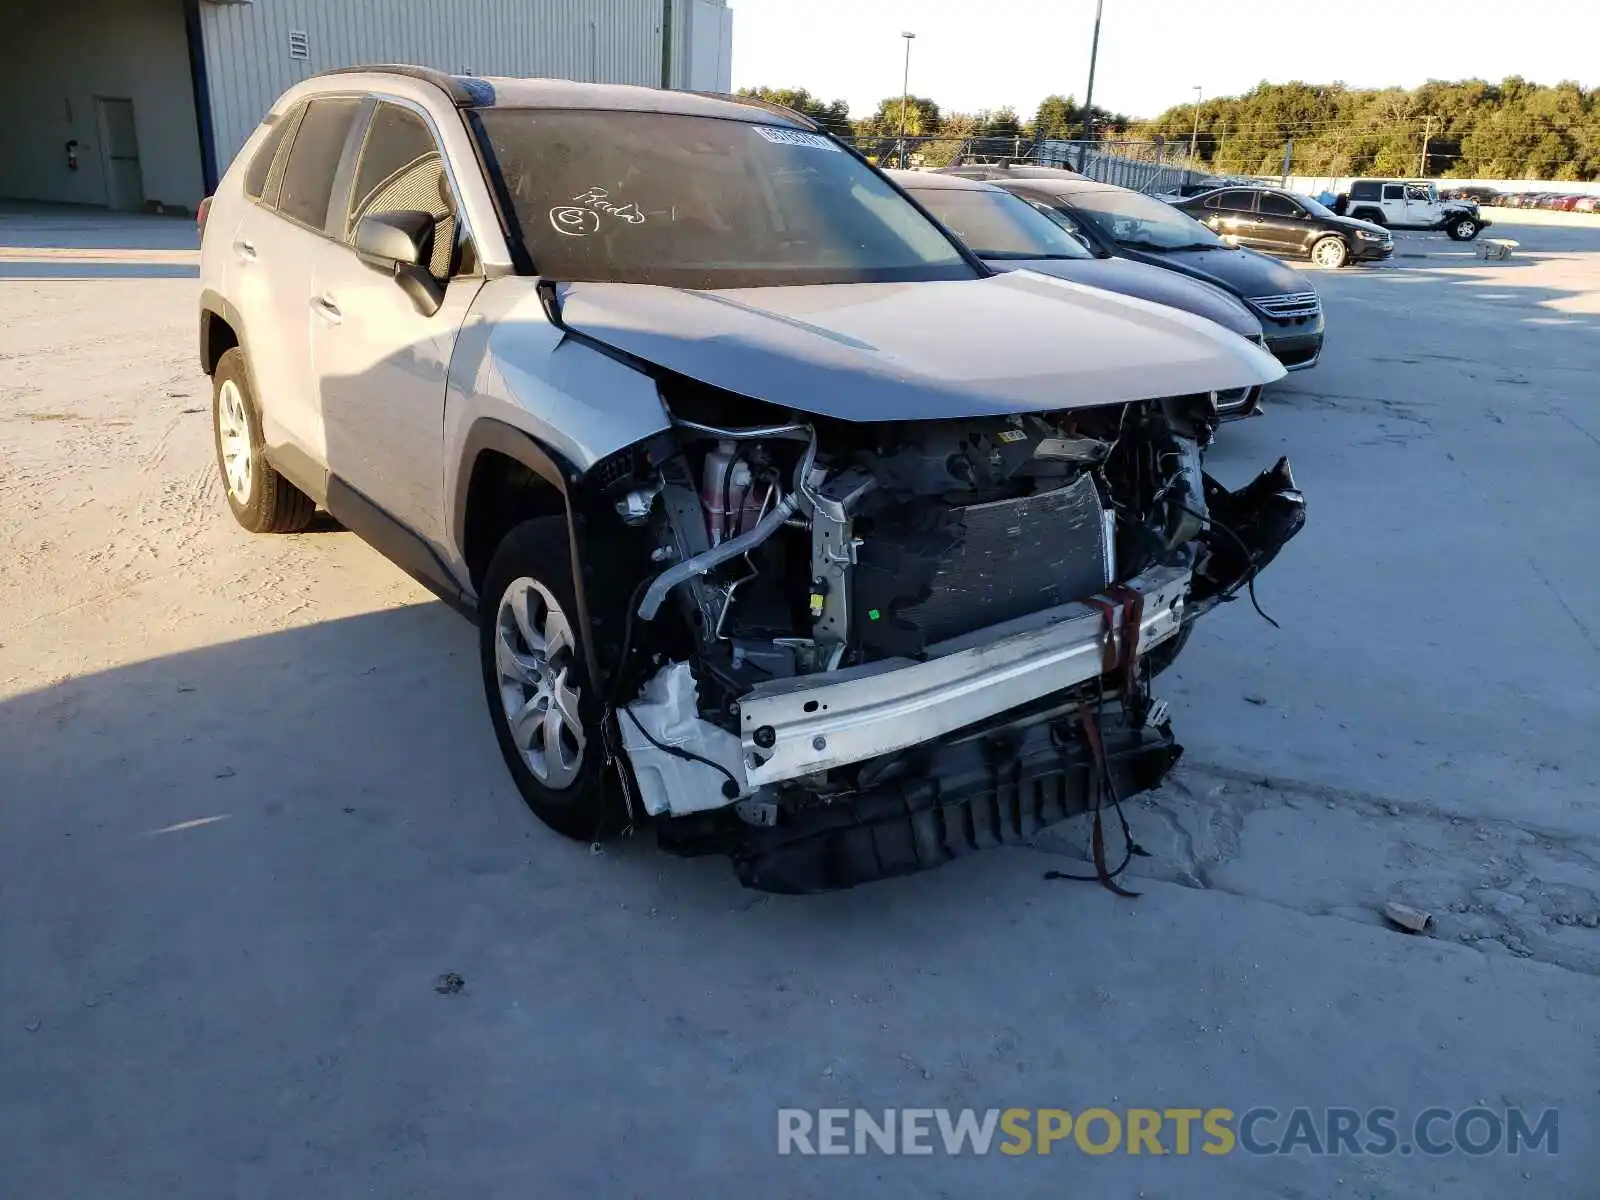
[754,126,841,152]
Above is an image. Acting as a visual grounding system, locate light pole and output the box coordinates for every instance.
[1081,0,1103,140]
[1188,85,1202,185]
[898,32,916,168]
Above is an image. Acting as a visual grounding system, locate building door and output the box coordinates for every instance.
[95,98,144,212]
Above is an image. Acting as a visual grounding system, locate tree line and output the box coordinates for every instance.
[1133,79,1599,180]
[736,86,1128,165]
[739,78,1599,180]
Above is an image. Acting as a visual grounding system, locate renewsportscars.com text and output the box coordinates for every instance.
[777,1106,1558,1157]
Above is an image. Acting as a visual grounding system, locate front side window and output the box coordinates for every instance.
[475,109,975,287]
[1405,184,1432,203]
[1258,193,1301,217]
[344,102,458,279]
[277,96,362,231]
[909,187,1093,260]
[1067,189,1226,251]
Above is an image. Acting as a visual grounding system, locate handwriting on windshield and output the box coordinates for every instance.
[572,186,646,225]
[549,206,600,236]
[549,187,646,238]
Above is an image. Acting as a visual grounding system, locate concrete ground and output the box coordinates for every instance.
[2,206,1596,1198]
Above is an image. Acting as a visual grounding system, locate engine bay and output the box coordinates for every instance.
[596,379,1305,845]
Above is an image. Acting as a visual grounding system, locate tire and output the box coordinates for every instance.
[211,348,315,534]
[1350,208,1384,227]
[479,516,619,840]
[1446,217,1482,241]
[1311,236,1349,269]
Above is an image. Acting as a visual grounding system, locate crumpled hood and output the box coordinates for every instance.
[557,271,1284,422]
[992,256,1262,339]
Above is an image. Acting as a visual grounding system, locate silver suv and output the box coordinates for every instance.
[198,66,1303,893]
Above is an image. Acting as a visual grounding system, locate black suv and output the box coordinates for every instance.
[1175,187,1394,269]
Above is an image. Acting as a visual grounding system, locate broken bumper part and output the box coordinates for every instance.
[736,564,1191,787]
[728,708,1181,894]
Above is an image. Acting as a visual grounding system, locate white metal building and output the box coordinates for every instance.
[0,0,733,213]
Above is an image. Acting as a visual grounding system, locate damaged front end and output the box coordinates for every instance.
[589,384,1304,893]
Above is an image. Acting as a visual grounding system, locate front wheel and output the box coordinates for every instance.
[479,516,619,840]
[1447,217,1482,241]
[1311,236,1349,269]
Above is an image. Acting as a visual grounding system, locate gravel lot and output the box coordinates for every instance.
[3,204,1597,1197]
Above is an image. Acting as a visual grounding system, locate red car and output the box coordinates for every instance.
[1575,196,1599,213]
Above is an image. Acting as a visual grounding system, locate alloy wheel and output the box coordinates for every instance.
[494,577,586,790]
[217,378,253,504]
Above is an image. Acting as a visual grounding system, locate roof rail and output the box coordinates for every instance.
[685,90,818,131]
[311,64,483,107]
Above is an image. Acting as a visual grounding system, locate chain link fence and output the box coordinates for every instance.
[843,134,1201,196]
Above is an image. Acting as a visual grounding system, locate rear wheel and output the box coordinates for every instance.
[211,348,315,534]
[1311,236,1349,269]
[1447,217,1482,241]
[479,516,619,840]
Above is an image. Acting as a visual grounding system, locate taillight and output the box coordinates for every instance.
[196,196,212,242]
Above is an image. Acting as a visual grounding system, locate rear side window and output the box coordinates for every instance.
[277,97,362,230]
[344,103,458,278]
[1258,193,1300,217]
[1381,184,1404,201]
[244,111,295,202]
[1209,190,1256,212]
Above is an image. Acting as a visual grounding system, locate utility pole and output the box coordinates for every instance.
[1081,0,1104,140]
[898,31,916,169]
[1188,85,1202,185]
[1281,136,1294,187]
[1417,115,1434,178]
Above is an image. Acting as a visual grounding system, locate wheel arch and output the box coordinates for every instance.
[198,289,245,376]
[453,418,602,688]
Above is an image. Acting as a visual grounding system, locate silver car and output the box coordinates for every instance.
[198,67,1302,892]
[887,170,1269,418]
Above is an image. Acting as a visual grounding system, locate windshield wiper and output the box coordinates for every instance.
[980,250,1069,260]
[1116,238,1174,252]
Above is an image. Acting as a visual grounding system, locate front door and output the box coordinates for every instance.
[95,98,143,212]
[310,101,482,545]
[1379,183,1410,226]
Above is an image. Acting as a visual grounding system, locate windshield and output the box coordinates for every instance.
[908,187,1093,260]
[476,109,976,287]
[1064,189,1225,251]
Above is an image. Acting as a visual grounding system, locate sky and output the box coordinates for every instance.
[728,0,1600,120]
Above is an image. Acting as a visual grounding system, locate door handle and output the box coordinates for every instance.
[311,294,342,325]
[233,239,257,262]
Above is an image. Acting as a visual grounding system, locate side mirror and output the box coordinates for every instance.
[354,210,444,315]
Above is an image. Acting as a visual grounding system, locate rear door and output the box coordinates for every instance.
[1202,189,1264,246]
[229,95,364,482]
[309,99,484,546]
[1254,191,1312,254]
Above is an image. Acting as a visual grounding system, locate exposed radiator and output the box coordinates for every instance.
[850,473,1111,658]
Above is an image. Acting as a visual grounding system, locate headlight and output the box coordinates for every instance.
[1355,230,1385,241]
